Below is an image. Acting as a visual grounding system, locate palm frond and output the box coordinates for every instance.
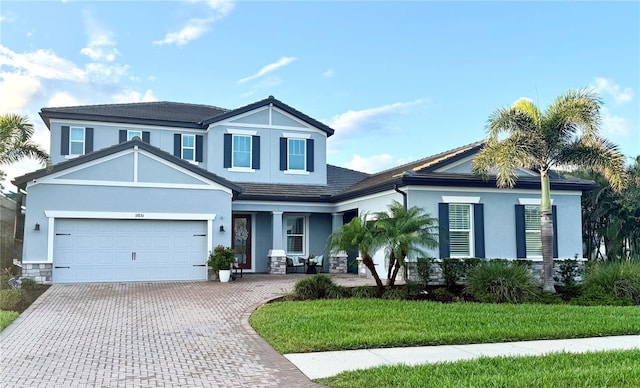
[563,135,629,192]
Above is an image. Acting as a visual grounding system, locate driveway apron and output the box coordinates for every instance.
[0,275,371,387]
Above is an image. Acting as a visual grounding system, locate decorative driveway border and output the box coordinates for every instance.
[0,274,374,387]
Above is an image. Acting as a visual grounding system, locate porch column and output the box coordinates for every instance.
[331,212,342,233]
[268,211,286,274]
[329,212,348,273]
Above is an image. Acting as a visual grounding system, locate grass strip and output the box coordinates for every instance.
[249,299,640,353]
[0,310,19,331]
[317,349,640,388]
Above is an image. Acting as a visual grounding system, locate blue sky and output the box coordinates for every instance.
[1,0,638,191]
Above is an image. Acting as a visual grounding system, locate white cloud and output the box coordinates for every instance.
[111,89,157,103]
[237,57,297,84]
[344,154,405,174]
[601,107,630,138]
[85,62,129,82]
[323,69,335,78]
[48,92,81,107]
[0,10,17,23]
[153,1,235,46]
[327,100,423,137]
[591,77,633,104]
[80,12,120,62]
[0,45,87,82]
[153,18,214,46]
[0,72,42,113]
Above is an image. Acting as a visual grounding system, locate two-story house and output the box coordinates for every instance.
[13,96,594,284]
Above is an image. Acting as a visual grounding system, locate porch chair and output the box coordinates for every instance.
[312,255,324,273]
[286,255,305,273]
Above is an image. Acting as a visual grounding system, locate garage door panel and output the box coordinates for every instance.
[53,219,208,283]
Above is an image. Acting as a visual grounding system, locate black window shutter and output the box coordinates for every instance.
[552,205,558,258]
[85,128,94,154]
[252,135,260,169]
[438,203,450,259]
[119,130,127,143]
[223,134,232,168]
[195,135,203,162]
[61,126,70,155]
[515,205,526,259]
[473,204,485,258]
[173,134,181,158]
[279,137,287,170]
[306,138,314,172]
[142,131,150,143]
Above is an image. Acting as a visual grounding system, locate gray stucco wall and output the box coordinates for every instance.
[56,154,134,181]
[22,184,232,262]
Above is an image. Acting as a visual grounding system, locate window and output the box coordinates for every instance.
[182,134,195,161]
[285,216,305,255]
[69,127,85,155]
[127,130,142,141]
[524,205,542,257]
[288,138,305,171]
[449,204,472,257]
[232,135,252,168]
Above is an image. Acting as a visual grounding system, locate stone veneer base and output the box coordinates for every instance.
[22,263,53,284]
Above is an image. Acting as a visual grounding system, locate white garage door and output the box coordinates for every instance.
[53,219,208,283]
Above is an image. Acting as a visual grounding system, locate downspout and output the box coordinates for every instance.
[394,184,407,209]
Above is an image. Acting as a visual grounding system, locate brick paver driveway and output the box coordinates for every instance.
[0,274,373,387]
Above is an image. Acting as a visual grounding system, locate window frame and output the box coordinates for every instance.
[284,215,307,256]
[287,138,306,172]
[69,126,85,156]
[181,134,196,162]
[448,203,474,258]
[232,134,252,169]
[127,130,142,141]
[524,205,543,258]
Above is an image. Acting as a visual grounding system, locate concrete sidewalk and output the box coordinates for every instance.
[285,335,640,379]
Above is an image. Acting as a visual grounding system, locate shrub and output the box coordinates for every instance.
[582,262,640,305]
[326,284,351,299]
[382,288,406,300]
[350,286,377,299]
[432,287,457,303]
[465,260,539,303]
[416,257,434,288]
[208,245,236,271]
[403,281,424,298]
[0,289,24,311]
[293,275,337,300]
[440,258,466,288]
[19,278,40,290]
[555,259,582,286]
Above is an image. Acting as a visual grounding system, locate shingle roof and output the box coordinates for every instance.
[235,165,369,202]
[40,101,230,129]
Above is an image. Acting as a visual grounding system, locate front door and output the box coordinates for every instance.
[232,214,252,270]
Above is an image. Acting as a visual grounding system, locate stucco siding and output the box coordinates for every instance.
[254,212,272,273]
[56,154,134,182]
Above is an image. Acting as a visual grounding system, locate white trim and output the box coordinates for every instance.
[50,119,204,133]
[45,211,217,220]
[284,170,310,175]
[33,180,229,192]
[69,126,86,156]
[228,167,256,173]
[283,214,309,257]
[127,129,143,140]
[207,219,214,255]
[518,198,554,205]
[47,217,55,262]
[64,155,80,160]
[269,104,273,125]
[283,132,311,139]
[133,147,139,182]
[409,186,582,196]
[181,133,196,162]
[442,196,481,204]
[448,203,475,258]
[287,137,307,172]
[225,128,257,136]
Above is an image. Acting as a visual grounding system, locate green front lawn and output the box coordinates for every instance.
[249,299,640,353]
[317,349,640,388]
[0,310,19,331]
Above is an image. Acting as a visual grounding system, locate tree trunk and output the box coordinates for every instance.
[362,255,385,297]
[388,261,400,288]
[540,170,555,293]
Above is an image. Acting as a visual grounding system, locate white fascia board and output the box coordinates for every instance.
[49,119,204,133]
[282,132,311,139]
[226,128,258,135]
[407,186,582,196]
[518,198,554,205]
[441,196,481,203]
[45,211,217,220]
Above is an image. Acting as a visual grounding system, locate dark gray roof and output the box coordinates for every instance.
[235,165,369,202]
[202,96,335,136]
[12,139,243,193]
[40,101,230,129]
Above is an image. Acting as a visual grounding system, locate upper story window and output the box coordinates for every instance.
[223,131,260,171]
[69,127,85,155]
[524,205,542,258]
[448,203,473,257]
[182,134,195,162]
[288,138,306,171]
[279,134,314,173]
[119,130,149,143]
[233,135,252,168]
[173,133,203,163]
[127,130,142,141]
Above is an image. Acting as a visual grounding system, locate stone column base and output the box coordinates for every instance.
[268,249,287,274]
[22,263,52,284]
[329,252,348,273]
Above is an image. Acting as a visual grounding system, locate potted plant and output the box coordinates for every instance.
[208,245,236,282]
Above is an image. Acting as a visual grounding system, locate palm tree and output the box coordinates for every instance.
[0,114,49,171]
[326,214,386,297]
[374,200,438,287]
[473,89,628,292]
